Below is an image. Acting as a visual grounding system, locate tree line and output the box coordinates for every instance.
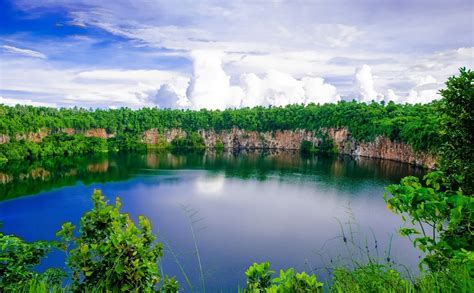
[1,98,441,154]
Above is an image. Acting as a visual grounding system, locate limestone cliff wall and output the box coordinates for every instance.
[142,128,436,168]
[14,128,49,143]
[323,128,436,168]
[0,126,435,168]
[0,128,114,144]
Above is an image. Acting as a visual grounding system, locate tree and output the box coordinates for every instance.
[438,67,474,194]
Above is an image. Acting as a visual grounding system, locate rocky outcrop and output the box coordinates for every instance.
[0,134,9,144]
[84,128,112,139]
[199,129,320,150]
[142,128,186,144]
[1,128,114,143]
[323,128,436,169]
[15,128,49,143]
[62,128,76,135]
[0,172,13,184]
[142,128,436,168]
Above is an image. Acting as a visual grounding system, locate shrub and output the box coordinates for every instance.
[244,262,323,292]
[56,190,164,292]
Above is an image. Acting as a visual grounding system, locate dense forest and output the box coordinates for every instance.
[0,99,442,162]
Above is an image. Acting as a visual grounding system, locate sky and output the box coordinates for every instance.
[0,0,473,109]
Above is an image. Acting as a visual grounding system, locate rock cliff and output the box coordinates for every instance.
[142,128,436,168]
[0,128,113,144]
[0,127,436,168]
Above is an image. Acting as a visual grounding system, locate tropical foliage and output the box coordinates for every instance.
[0,98,443,163]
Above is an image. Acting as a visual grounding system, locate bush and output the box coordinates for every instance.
[244,262,323,292]
[56,190,164,292]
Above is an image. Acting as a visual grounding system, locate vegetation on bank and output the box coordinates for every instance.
[0,68,472,292]
[0,90,445,163]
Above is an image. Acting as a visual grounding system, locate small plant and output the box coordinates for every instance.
[244,262,323,292]
[245,262,274,291]
[160,276,180,293]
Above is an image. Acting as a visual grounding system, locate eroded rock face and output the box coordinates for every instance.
[0,134,9,144]
[142,127,436,168]
[199,129,320,150]
[323,128,436,169]
[15,128,50,143]
[0,172,13,184]
[84,128,110,139]
[142,128,186,144]
[62,128,76,135]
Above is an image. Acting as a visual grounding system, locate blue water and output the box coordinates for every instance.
[0,151,424,291]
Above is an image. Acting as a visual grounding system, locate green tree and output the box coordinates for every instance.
[438,67,474,194]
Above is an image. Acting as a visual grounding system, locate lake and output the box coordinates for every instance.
[0,151,425,291]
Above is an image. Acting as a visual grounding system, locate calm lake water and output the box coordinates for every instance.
[0,151,425,291]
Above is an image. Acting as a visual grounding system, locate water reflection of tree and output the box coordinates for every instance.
[0,151,425,201]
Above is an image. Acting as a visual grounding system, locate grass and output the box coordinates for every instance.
[330,262,473,293]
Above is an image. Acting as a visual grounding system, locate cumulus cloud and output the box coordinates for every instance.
[386,89,401,102]
[186,50,243,110]
[1,45,47,59]
[186,50,341,109]
[150,84,190,108]
[385,76,442,104]
[239,71,340,107]
[355,64,381,102]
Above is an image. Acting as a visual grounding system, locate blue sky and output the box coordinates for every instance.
[0,0,472,109]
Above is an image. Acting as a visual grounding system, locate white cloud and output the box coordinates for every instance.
[187,50,340,109]
[0,96,57,107]
[150,84,190,108]
[303,77,340,104]
[0,58,189,108]
[355,64,381,102]
[404,89,439,104]
[386,89,402,102]
[186,50,243,110]
[1,45,47,59]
